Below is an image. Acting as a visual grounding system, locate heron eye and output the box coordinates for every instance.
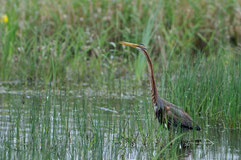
[138,43,144,46]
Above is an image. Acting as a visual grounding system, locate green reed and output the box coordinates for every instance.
[0,0,241,158]
[0,72,239,159]
[0,0,240,81]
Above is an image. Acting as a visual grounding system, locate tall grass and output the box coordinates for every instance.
[0,0,240,81]
[0,1,240,155]
[2,76,239,159]
[0,80,193,159]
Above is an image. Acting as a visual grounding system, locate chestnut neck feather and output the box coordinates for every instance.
[141,48,158,105]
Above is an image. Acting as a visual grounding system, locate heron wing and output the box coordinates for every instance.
[164,105,194,129]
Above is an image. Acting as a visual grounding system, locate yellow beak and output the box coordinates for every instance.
[119,41,140,48]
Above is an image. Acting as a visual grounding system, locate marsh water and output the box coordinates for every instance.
[0,80,240,159]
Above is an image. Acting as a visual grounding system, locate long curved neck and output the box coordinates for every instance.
[141,49,158,105]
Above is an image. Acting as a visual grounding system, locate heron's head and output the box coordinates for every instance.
[120,41,146,50]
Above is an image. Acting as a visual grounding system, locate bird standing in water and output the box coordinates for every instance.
[120,41,200,131]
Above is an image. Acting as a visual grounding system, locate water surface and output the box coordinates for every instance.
[0,80,240,159]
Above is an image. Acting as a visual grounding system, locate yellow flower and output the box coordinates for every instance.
[1,14,8,23]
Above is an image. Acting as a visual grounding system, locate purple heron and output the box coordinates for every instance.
[120,41,201,131]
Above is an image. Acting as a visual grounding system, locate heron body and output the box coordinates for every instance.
[120,41,200,131]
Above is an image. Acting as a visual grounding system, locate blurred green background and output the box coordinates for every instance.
[0,0,241,126]
[0,0,240,81]
[0,1,241,159]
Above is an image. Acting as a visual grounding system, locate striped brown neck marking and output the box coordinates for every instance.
[141,48,158,105]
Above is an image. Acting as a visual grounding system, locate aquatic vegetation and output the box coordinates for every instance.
[0,0,240,159]
[0,0,240,81]
[0,81,240,159]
